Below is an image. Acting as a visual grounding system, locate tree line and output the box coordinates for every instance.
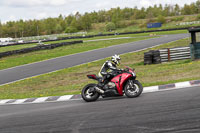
[1,1,200,38]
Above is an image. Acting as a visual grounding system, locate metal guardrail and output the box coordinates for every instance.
[159,47,191,62]
[144,47,191,65]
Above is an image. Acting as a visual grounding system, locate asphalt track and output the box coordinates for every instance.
[0,86,199,133]
[0,33,188,85]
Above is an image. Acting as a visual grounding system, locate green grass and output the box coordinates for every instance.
[0,37,199,99]
[0,30,187,70]
[89,14,200,34]
[116,24,193,34]
[0,36,157,70]
[0,29,187,53]
[89,26,188,36]
[0,39,80,53]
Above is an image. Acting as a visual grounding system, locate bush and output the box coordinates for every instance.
[105,22,116,31]
[157,15,166,24]
[196,14,200,20]
[65,26,78,33]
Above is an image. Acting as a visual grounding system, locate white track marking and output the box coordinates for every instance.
[143,86,159,93]
[0,99,12,104]
[57,95,73,101]
[175,81,191,88]
[32,97,49,103]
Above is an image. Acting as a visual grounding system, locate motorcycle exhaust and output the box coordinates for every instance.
[95,87,105,94]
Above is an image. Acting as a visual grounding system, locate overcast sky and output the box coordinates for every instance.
[0,0,198,23]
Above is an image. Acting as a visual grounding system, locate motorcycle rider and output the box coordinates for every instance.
[98,54,121,87]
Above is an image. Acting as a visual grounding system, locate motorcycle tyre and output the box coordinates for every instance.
[81,84,100,102]
[124,80,143,98]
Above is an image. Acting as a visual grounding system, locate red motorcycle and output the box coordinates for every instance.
[81,66,143,102]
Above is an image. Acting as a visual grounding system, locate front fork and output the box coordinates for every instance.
[129,80,134,88]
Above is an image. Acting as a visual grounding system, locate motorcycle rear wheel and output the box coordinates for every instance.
[124,80,143,98]
[81,84,100,102]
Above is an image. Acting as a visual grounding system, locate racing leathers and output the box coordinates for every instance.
[98,60,119,86]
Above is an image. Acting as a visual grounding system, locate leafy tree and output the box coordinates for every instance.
[190,3,198,14]
[90,11,98,23]
[72,13,82,30]
[55,24,63,33]
[70,17,79,30]
[81,13,92,31]
[111,7,122,27]
[182,4,192,15]
[174,4,181,15]
[44,18,57,34]
[146,6,154,19]
[97,10,106,22]
[105,22,116,31]
[65,26,78,33]
[135,7,146,19]
[196,0,200,13]
[17,19,25,37]
[57,14,66,31]
[121,8,133,20]
[157,15,166,24]
[75,12,81,20]
[152,5,159,17]
[163,4,170,16]
[65,15,74,27]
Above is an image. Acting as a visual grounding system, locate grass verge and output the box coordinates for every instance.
[0,36,156,70]
[0,29,187,53]
[0,43,37,53]
[0,37,199,99]
[0,30,187,70]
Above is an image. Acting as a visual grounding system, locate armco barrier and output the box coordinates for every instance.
[160,47,191,62]
[0,41,83,58]
[144,47,191,65]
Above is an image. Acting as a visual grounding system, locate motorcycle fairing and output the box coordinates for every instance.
[111,73,132,95]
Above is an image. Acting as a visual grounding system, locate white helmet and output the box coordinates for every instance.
[111,54,121,65]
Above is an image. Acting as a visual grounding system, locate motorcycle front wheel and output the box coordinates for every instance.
[81,84,100,102]
[124,80,143,98]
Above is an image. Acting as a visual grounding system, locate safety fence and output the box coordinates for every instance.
[144,47,191,65]
[0,41,83,58]
[159,47,191,62]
